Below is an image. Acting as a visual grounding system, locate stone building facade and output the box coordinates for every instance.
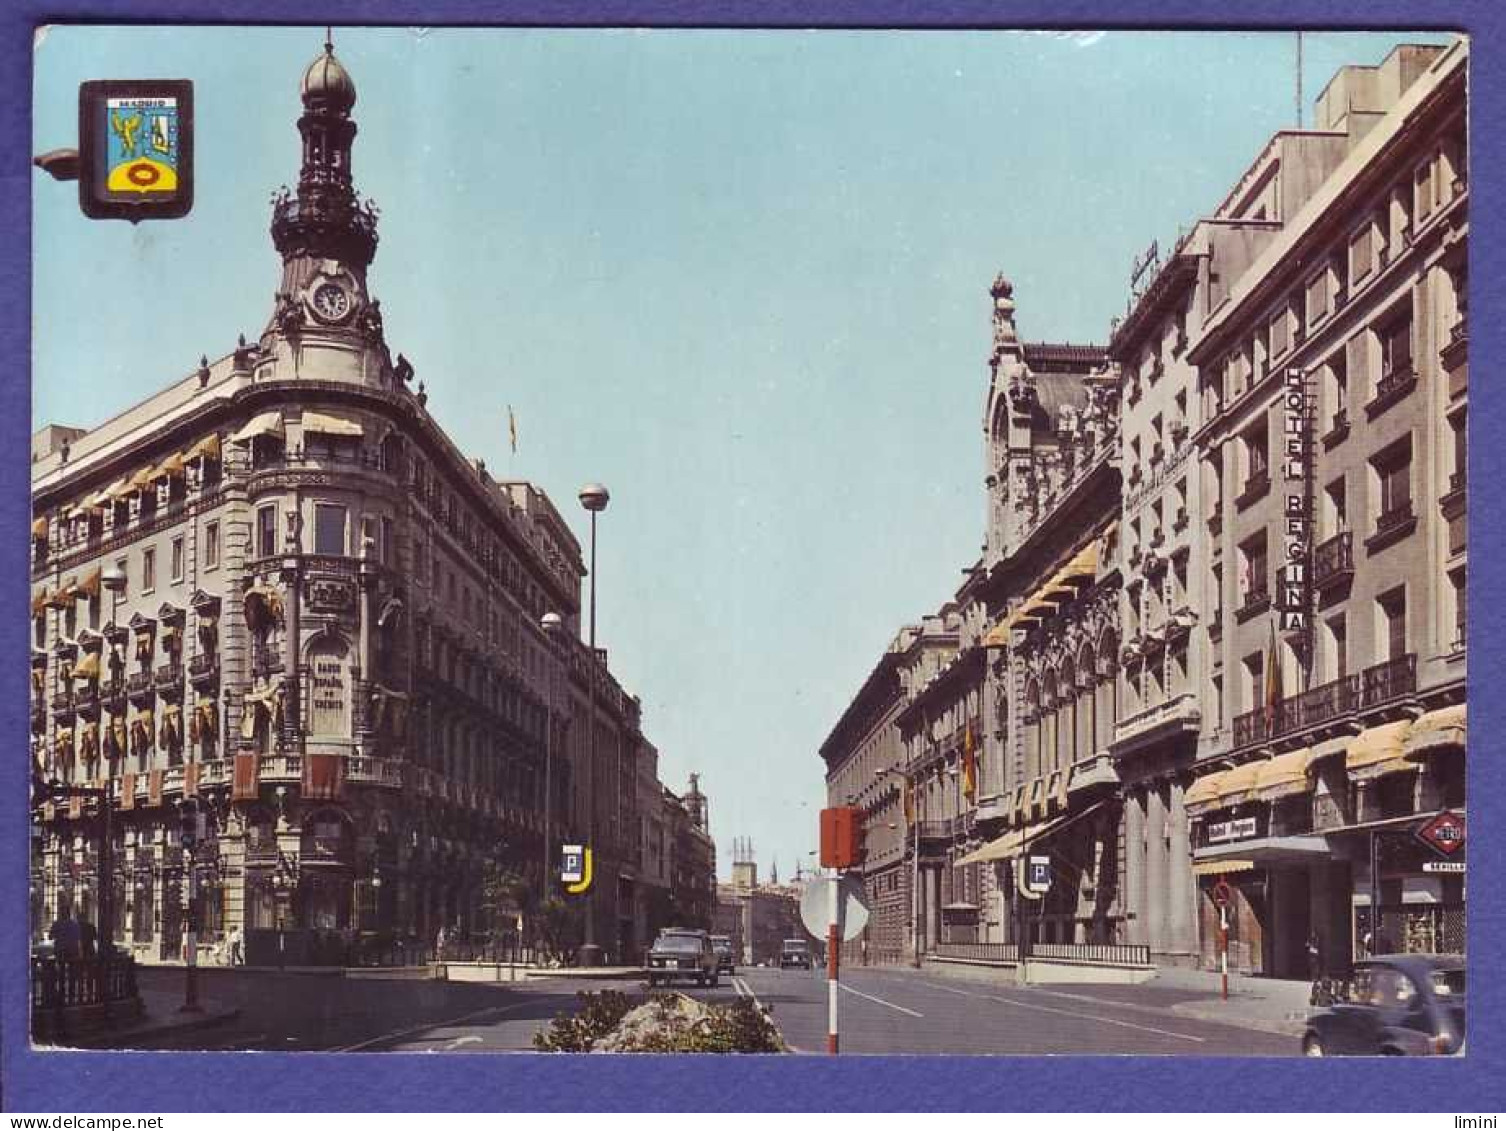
[30,41,705,968]
[816,39,1466,977]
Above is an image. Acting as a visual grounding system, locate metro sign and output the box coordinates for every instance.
[1415,810,1466,856]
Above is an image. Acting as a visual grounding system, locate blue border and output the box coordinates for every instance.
[3,0,1502,1113]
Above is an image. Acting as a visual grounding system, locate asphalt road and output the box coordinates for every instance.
[121,965,1298,1055]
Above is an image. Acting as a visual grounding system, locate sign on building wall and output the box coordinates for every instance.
[1277,367,1315,637]
[309,643,350,737]
[1206,816,1258,844]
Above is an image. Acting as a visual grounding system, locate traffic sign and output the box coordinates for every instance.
[1415,810,1466,856]
[799,875,870,942]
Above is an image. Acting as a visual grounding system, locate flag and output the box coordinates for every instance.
[903,777,915,826]
[962,722,978,800]
[508,405,517,454]
[1265,618,1283,731]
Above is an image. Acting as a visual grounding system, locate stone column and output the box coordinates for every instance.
[1124,788,1146,945]
[1146,781,1169,956]
[1167,778,1195,957]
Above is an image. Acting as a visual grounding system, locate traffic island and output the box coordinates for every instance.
[532,989,788,1053]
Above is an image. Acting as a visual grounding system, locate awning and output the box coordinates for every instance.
[955,799,1105,866]
[1346,720,1416,782]
[1193,859,1257,877]
[231,411,285,444]
[152,451,186,480]
[72,652,101,681]
[1404,705,1466,759]
[1309,734,1353,763]
[1253,748,1314,802]
[983,542,1101,648]
[1216,761,1263,807]
[302,411,364,438]
[187,433,222,462]
[31,588,50,616]
[127,466,156,492]
[102,477,134,502]
[32,517,48,539]
[78,567,102,599]
[1184,770,1227,816]
[66,503,101,522]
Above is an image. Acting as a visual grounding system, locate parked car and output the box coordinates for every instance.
[645,931,719,988]
[1302,955,1465,1056]
[779,939,813,969]
[710,935,735,974]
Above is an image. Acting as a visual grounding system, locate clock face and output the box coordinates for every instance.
[311,282,351,321]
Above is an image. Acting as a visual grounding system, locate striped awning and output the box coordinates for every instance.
[31,588,50,616]
[32,516,48,539]
[302,411,364,437]
[1216,761,1263,807]
[187,433,222,462]
[231,411,285,444]
[1184,771,1226,816]
[72,652,101,681]
[101,477,134,502]
[984,542,1101,648]
[1404,705,1466,759]
[1254,748,1314,802]
[128,466,156,492]
[152,452,186,480]
[1346,720,1416,782]
[1193,859,1257,877]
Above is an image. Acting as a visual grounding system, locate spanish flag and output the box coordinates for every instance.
[962,722,978,800]
[903,777,915,826]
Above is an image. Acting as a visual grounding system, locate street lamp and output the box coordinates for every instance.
[576,483,609,967]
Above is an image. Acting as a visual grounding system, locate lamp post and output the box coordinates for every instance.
[577,483,609,967]
[540,611,563,932]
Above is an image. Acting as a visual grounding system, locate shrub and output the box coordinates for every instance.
[531,989,636,1052]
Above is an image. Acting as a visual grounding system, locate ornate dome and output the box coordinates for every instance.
[301,44,356,113]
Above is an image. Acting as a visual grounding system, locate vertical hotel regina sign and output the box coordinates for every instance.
[1278,368,1315,641]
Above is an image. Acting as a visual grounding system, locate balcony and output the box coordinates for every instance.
[1322,408,1350,450]
[154,663,183,695]
[1234,588,1271,624]
[1360,653,1416,707]
[1366,365,1417,420]
[1313,531,1354,590]
[1231,655,1417,751]
[50,690,73,717]
[188,653,219,687]
[1234,471,1270,511]
[346,755,404,788]
[1206,502,1224,536]
[126,671,153,699]
[75,685,100,716]
[1111,693,1201,757]
[1366,501,1416,554]
[1441,474,1466,557]
[251,647,284,679]
[101,679,125,710]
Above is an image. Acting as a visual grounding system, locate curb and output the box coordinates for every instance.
[69,1006,242,1049]
[1170,1003,1308,1038]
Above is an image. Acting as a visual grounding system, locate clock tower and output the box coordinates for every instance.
[262,34,394,385]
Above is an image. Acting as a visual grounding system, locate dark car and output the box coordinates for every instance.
[646,931,719,988]
[779,939,813,969]
[710,935,735,974]
[1302,955,1465,1056]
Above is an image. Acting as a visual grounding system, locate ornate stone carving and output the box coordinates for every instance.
[306,578,356,613]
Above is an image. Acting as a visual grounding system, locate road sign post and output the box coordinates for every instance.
[1213,879,1234,1001]
[827,871,840,1055]
[799,872,870,1056]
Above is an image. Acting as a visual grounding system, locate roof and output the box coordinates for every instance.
[1022,342,1108,371]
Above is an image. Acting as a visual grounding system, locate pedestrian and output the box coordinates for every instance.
[435,923,447,960]
[79,917,98,960]
[60,915,82,960]
[228,924,244,966]
[1305,932,1322,982]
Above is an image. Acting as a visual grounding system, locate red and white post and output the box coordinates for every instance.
[827,872,840,1055]
[1219,903,1229,1001]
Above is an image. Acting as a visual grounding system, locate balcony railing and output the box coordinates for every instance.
[1235,471,1270,510]
[126,671,153,696]
[154,663,183,691]
[1360,653,1416,707]
[189,653,219,681]
[933,942,1019,964]
[1313,531,1354,589]
[1234,589,1270,622]
[1368,501,1416,552]
[1367,365,1416,418]
[1232,655,1416,750]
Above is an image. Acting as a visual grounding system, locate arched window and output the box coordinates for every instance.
[1097,630,1120,750]
[1078,644,1098,761]
[1042,671,1059,774]
[1059,659,1078,767]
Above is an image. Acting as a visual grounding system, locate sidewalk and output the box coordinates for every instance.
[65,983,240,1049]
[903,959,1313,1038]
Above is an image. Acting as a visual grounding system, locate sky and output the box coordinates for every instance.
[32,25,1454,879]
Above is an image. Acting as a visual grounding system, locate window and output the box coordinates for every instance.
[1345,332,1369,403]
[1415,157,1436,222]
[314,504,347,556]
[1270,307,1290,358]
[256,505,278,558]
[1306,270,1329,325]
[1379,310,1413,379]
[1378,588,1407,662]
[203,521,219,570]
[1449,568,1466,652]
[1326,352,1349,431]
[142,547,156,592]
[1325,614,1348,681]
[1324,476,1348,536]
[1372,439,1413,530]
[1350,222,1373,282]
[381,516,395,568]
[1210,674,1223,729]
[1331,251,1350,307]
[88,594,100,631]
[1239,532,1268,605]
[1243,652,1265,713]
[115,558,128,599]
[171,536,184,583]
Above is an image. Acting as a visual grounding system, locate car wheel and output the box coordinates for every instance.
[1302,1035,1325,1057]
